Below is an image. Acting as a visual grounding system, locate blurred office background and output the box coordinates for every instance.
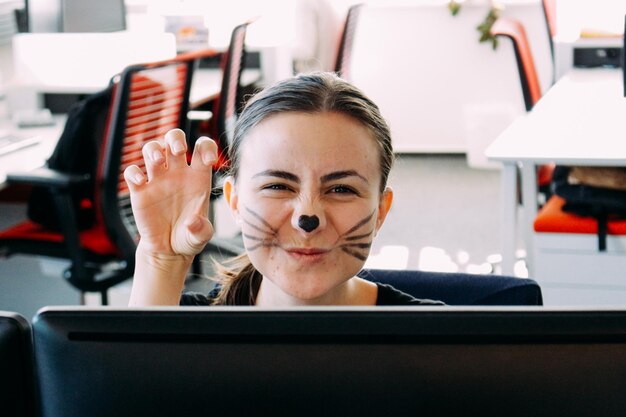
[0,0,625,317]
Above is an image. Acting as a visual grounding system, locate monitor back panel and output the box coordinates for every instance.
[0,311,35,417]
[33,307,626,417]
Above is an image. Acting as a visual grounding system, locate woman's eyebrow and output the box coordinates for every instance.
[252,170,300,182]
[320,170,368,184]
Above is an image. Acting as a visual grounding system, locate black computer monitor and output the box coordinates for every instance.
[33,306,626,417]
[26,0,126,33]
[0,311,35,417]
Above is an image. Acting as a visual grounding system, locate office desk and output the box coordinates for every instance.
[486,68,626,276]
[0,116,65,190]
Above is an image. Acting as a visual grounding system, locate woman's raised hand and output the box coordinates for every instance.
[123,129,217,259]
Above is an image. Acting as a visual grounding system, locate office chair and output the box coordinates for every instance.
[491,17,554,203]
[541,0,557,58]
[360,269,543,305]
[0,311,35,417]
[531,188,626,305]
[491,18,542,112]
[334,3,364,80]
[0,49,217,304]
[190,22,253,276]
[212,21,252,155]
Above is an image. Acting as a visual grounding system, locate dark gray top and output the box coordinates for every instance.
[180,283,444,306]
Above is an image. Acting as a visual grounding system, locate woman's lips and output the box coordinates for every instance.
[285,247,330,262]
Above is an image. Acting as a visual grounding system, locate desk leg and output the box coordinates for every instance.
[500,163,518,276]
[520,162,538,278]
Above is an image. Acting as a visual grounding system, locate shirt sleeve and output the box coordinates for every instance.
[179,292,212,306]
[179,287,220,306]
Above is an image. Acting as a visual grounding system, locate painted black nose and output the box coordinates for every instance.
[298,215,320,233]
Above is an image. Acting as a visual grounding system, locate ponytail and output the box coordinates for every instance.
[211,254,262,305]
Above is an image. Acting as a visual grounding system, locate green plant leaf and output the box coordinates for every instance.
[476,6,501,50]
[448,0,461,16]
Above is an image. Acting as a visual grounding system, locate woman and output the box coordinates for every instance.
[125,72,442,306]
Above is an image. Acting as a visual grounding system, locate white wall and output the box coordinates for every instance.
[0,0,24,87]
[344,2,552,159]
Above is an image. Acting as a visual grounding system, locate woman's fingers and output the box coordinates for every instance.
[123,164,146,192]
[139,130,218,182]
[142,140,166,181]
[190,136,218,172]
[164,129,189,170]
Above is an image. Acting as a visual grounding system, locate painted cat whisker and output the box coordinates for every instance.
[245,207,278,234]
[242,233,265,241]
[341,247,367,261]
[344,230,374,241]
[242,219,276,235]
[248,241,278,251]
[340,242,372,250]
[340,209,376,237]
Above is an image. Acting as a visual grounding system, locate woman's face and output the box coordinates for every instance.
[224,111,393,304]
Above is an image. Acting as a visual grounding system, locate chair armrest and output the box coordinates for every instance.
[187,110,213,122]
[6,168,90,189]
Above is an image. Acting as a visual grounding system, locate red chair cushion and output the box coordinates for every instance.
[534,195,626,235]
[537,163,555,187]
[0,220,120,256]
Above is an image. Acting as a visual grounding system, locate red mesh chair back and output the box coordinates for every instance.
[0,50,212,304]
[99,59,194,258]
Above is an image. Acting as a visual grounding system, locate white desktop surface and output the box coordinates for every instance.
[7,32,266,114]
[10,32,177,93]
[0,116,66,189]
[190,69,261,109]
[486,68,626,275]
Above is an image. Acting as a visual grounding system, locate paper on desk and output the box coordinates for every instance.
[580,28,623,38]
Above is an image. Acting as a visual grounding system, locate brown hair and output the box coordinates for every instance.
[212,71,393,305]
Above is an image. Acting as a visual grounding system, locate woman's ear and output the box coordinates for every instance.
[223,176,241,224]
[375,186,393,233]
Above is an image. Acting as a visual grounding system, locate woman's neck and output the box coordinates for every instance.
[255,277,378,306]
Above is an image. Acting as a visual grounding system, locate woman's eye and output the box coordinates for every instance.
[329,185,357,194]
[263,183,290,191]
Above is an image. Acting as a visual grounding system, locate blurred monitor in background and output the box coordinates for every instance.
[27,0,126,33]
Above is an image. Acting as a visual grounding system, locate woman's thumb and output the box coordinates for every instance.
[178,214,214,254]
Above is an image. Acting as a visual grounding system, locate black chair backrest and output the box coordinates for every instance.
[216,22,249,148]
[334,3,364,80]
[0,311,35,417]
[360,269,543,305]
[541,0,556,58]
